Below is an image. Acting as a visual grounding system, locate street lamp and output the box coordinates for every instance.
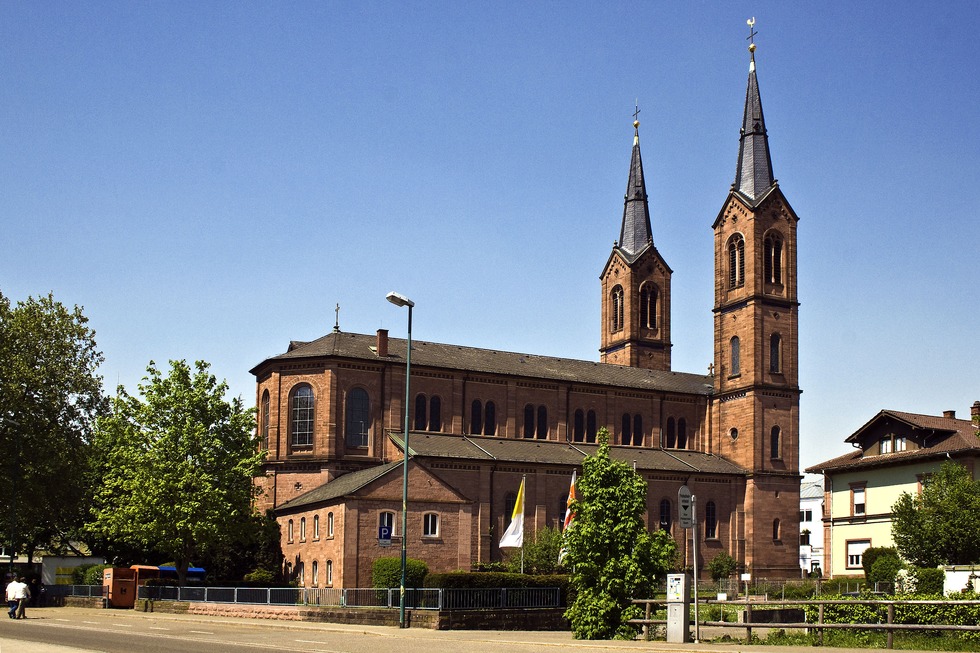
[386,291,414,628]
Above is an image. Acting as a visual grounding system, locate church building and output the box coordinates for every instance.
[250,38,802,588]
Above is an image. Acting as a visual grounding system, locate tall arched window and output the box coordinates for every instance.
[730,336,741,376]
[677,418,687,450]
[261,390,270,450]
[312,560,319,586]
[470,400,483,435]
[770,333,782,373]
[586,410,597,443]
[659,498,672,532]
[772,518,781,540]
[705,501,717,539]
[611,285,625,332]
[523,405,535,438]
[287,519,294,543]
[326,560,333,586]
[300,517,306,541]
[573,409,585,442]
[414,394,427,431]
[639,283,658,330]
[621,414,632,445]
[313,514,320,539]
[632,414,643,446]
[536,405,548,439]
[764,233,783,284]
[485,401,496,436]
[428,396,442,431]
[327,512,334,537]
[290,385,314,447]
[666,417,676,448]
[345,388,370,447]
[770,425,781,459]
[379,511,395,536]
[728,234,745,288]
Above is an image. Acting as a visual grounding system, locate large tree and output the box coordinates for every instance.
[563,428,677,639]
[892,461,980,567]
[0,290,106,563]
[87,360,263,584]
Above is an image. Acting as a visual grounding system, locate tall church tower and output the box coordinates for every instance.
[711,33,801,576]
[600,118,672,371]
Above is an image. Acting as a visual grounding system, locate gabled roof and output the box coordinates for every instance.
[252,331,714,397]
[276,461,401,512]
[800,480,823,500]
[391,431,746,476]
[806,409,980,474]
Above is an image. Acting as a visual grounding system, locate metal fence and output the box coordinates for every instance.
[125,585,562,610]
[47,585,105,599]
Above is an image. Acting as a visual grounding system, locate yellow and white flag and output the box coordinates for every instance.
[498,477,525,548]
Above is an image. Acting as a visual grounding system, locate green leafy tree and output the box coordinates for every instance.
[563,428,677,639]
[87,360,263,585]
[504,526,564,574]
[708,551,739,582]
[892,461,980,567]
[0,290,106,563]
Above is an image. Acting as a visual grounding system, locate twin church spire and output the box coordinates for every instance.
[734,37,776,203]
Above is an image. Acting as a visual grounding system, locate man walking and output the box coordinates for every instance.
[14,576,29,618]
[6,576,25,619]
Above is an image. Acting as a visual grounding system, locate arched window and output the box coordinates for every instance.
[312,560,319,586]
[728,234,745,288]
[261,390,270,450]
[677,418,688,449]
[772,518,781,540]
[470,400,482,435]
[327,512,334,537]
[428,396,441,431]
[611,285,625,332]
[705,501,717,539]
[536,405,548,439]
[326,560,333,586]
[523,405,535,438]
[287,519,294,543]
[300,517,306,541]
[730,336,741,376]
[666,417,676,448]
[379,511,395,536]
[586,409,597,443]
[345,388,370,447]
[573,409,585,442]
[414,394,427,431]
[770,333,782,373]
[770,425,781,459]
[659,498,672,532]
[313,514,320,539]
[764,233,783,284]
[290,385,314,447]
[633,415,643,446]
[639,284,658,330]
[485,401,497,436]
[621,414,632,445]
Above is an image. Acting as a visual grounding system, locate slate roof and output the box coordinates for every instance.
[734,50,775,205]
[252,330,714,396]
[276,461,401,512]
[806,410,980,474]
[391,431,746,476]
[619,126,654,257]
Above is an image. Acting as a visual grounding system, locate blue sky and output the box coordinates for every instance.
[2,2,978,470]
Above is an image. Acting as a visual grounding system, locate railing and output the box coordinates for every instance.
[132,585,563,611]
[47,585,105,599]
[630,597,980,649]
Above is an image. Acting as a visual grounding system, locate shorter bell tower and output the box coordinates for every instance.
[600,117,672,371]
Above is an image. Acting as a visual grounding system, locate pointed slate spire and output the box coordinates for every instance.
[734,38,775,202]
[619,118,654,257]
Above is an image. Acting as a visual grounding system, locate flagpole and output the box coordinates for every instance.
[521,474,525,574]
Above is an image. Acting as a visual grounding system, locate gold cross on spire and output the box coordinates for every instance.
[746,17,758,45]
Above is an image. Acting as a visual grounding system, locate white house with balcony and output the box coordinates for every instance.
[799,479,824,576]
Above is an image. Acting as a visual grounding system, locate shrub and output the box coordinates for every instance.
[82,564,109,586]
[869,555,903,588]
[242,568,277,587]
[372,557,428,589]
[707,552,739,582]
[912,566,945,595]
[861,546,899,580]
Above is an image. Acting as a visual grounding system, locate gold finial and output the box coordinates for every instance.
[632,101,640,141]
[746,17,758,54]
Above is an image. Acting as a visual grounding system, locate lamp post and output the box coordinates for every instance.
[386,291,414,628]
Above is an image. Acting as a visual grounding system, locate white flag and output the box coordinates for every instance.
[498,477,525,548]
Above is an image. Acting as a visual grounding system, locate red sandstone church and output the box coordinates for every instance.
[251,41,802,588]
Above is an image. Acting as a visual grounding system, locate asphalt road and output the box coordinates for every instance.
[0,606,905,653]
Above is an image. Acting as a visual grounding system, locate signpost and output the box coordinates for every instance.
[678,485,700,643]
[378,526,392,548]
